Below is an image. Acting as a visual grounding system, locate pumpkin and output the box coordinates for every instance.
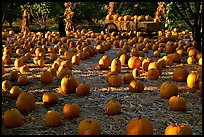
[160,81,178,99]
[171,53,182,63]
[126,116,153,135]
[42,92,58,104]
[106,14,113,20]
[106,71,118,81]
[96,44,105,53]
[188,49,197,57]
[71,55,80,65]
[64,50,74,61]
[148,68,159,80]
[113,14,119,21]
[16,92,36,113]
[14,58,24,68]
[106,100,121,115]
[165,44,175,54]
[123,73,134,84]
[48,67,57,77]
[57,67,72,79]
[17,76,29,85]
[2,54,12,65]
[164,123,192,135]
[78,118,101,135]
[129,79,144,93]
[10,86,23,99]
[61,75,78,94]
[169,96,186,111]
[45,110,62,127]
[132,68,140,78]
[119,53,130,66]
[187,72,199,89]
[19,65,30,74]
[173,68,189,82]
[124,15,131,21]
[37,58,45,68]
[108,75,122,87]
[40,71,53,84]
[110,58,122,73]
[198,57,202,66]
[98,55,111,70]
[142,58,152,72]
[128,56,141,69]
[63,103,80,119]
[3,108,24,128]
[2,80,12,92]
[148,62,162,75]
[76,83,90,95]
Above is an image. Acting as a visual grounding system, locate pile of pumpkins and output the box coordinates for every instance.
[2,25,202,135]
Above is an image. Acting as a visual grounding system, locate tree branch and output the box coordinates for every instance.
[186,2,195,18]
[172,2,193,29]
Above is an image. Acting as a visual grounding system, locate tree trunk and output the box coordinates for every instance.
[2,1,9,24]
[9,20,13,28]
[155,2,166,21]
[64,2,75,32]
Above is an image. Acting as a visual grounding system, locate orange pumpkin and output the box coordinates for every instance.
[132,68,140,78]
[19,65,30,74]
[106,100,121,115]
[128,56,141,69]
[9,86,23,99]
[106,71,118,82]
[108,74,122,87]
[45,110,62,127]
[76,83,90,95]
[16,92,36,113]
[2,80,12,92]
[126,116,153,135]
[164,123,192,135]
[187,72,199,89]
[123,73,134,84]
[173,68,189,82]
[169,96,186,111]
[78,118,101,135]
[63,103,80,119]
[71,55,80,65]
[110,58,122,73]
[42,92,58,104]
[129,79,144,93]
[61,75,78,94]
[98,55,111,70]
[147,68,160,80]
[160,81,178,99]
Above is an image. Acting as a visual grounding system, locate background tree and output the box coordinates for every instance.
[166,2,202,51]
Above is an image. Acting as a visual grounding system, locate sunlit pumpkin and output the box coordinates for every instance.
[164,123,192,135]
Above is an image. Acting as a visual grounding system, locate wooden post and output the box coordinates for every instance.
[64,2,75,32]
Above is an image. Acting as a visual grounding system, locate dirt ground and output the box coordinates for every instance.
[2,33,202,135]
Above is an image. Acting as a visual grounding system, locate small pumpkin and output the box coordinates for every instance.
[168,96,186,111]
[63,103,80,119]
[110,58,122,73]
[164,123,192,135]
[148,62,162,76]
[108,74,122,87]
[17,76,29,85]
[98,55,111,70]
[147,68,160,80]
[61,75,78,94]
[173,68,189,82]
[61,60,73,70]
[16,92,36,113]
[48,67,57,77]
[132,68,140,78]
[187,72,199,89]
[106,100,121,115]
[45,110,62,127]
[57,67,72,79]
[106,71,118,82]
[71,55,80,65]
[78,118,101,135]
[123,73,134,84]
[3,108,24,128]
[76,83,90,95]
[14,58,24,68]
[2,80,12,92]
[160,81,178,99]
[42,92,58,104]
[19,65,30,74]
[10,86,23,99]
[187,56,195,65]
[119,53,130,66]
[129,79,144,93]
[40,71,53,84]
[126,116,153,135]
[8,71,19,81]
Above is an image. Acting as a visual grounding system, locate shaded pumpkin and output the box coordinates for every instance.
[106,100,121,115]
[76,83,90,95]
[78,118,101,135]
[16,92,36,113]
[61,75,78,94]
[3,108,24,128]
[63,103,80,119]
[57,67,72,79]
[164,123,192,135]
[123,73,134,84]
[171,53,182,63]
[108,75,122,87]
[42,92,58,104]
[41,71,53,84]
[106,71,118,82]
[126,116,153,135]
[160,81,178,99]
[45,110,62,127]
[48,67,57,77]
[9,86,23,99]
[148,62,162,75]
[147,68,160,80]
[2,80,12,92]
[129,79,144,93]
[173,68,189,82]
[17,76,29,85]
[169,96,186,111]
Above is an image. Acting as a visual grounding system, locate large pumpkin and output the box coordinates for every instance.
[61,75,78,94]
[76,83,90,95]
[78,118,101,135]
[129,79,144,93]
[126,116,153,135]
[110,58,122,73]
[173,68,189,82]
[168,96,186,111]
[16,92,36,113]
[164,123,192,135]
[160,81,178,99]
[42,92,58,104]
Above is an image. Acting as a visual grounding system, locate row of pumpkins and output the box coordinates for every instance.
[106,14,160,22]
[2,27,202,135]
